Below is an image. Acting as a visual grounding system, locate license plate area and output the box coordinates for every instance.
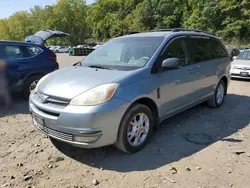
[240,72,249,77]
[32,114,48,133]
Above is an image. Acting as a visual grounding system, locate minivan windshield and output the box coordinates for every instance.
[237,51,250,60]
[81,36,164,70]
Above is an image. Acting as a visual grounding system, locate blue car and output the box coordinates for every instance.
[0,30,68,99]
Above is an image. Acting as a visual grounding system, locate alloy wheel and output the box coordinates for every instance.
[216,83,225,105]
[29,80,39,91]
[127,113,150,147]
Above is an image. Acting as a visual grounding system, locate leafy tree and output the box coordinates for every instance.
[0,0,249,45]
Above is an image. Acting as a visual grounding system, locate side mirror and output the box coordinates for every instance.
[73,61,82,66]
[233,56,237,60]
[162,58,180,69]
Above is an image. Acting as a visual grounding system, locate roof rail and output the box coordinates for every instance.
[171,28,216,36]
[147,29,173,32]
[144,28,216,36]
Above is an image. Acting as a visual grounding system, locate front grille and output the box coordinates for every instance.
[231,73,250,77]
[236,67,250,70]
[46,127,73,141]
[46,97,70,106]
[36,92,70,106]
[37,123,73,141]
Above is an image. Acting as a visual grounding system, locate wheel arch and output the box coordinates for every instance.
[123,97,159,128]
[219,75,228,94]
[22,72,46,91]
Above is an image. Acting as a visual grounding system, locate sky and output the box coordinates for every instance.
[0,0,94,19]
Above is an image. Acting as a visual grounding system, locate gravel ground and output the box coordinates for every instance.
[1,54,250,188]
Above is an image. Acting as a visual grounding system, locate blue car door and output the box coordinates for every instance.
[4,45,34,89]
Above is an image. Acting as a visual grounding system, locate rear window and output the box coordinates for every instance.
[25,35,44,46]
[27,46,42,56]
[187,38,228,64]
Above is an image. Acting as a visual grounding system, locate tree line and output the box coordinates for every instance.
[0,0,249,46]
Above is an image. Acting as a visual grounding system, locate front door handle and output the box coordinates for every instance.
[195,66,200,72]
[188,68,194,74]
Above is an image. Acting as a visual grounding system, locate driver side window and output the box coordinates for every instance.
[160,38,188,67]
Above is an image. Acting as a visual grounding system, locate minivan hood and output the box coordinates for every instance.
[37,67,131,99]
[25,30,69,46]
[232,60,250,67]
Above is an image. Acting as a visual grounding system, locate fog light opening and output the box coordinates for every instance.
[73,134,102,143]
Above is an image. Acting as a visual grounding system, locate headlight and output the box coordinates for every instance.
[34,74,49,93]
[70,83,119,106]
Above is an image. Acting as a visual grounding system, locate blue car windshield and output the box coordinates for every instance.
[81,36,164,69]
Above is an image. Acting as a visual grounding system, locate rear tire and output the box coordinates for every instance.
[23,75,43,99]
[115,104,154,154]
[207,80,226,108]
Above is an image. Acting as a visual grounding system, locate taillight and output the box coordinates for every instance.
[48,55,57,61]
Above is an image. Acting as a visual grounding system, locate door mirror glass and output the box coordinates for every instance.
[162,58,180,69]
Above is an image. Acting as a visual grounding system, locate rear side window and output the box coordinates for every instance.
[5,45,32,59]
[209,39,228,59]
[187,38,213,63]
[187,38,228,64]
[27,46,42,56]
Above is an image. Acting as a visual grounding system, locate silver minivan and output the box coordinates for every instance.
[29,29,231,153]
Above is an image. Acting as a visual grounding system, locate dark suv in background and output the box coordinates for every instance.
[1,30,68,99]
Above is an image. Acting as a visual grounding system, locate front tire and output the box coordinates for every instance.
[115,104,154,153]
[207,80,226,108]
[23,75,43,99]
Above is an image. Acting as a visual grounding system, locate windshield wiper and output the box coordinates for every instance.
[73,61,82,66]
[88,65,112,70]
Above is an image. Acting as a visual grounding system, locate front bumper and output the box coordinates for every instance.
[230,68,250,79]
[29,93,130,148]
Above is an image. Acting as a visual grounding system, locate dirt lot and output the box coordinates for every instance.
[1,54,250,188]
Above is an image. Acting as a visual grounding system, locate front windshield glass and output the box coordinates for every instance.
[81,36,164,69]
[237,51,250,60]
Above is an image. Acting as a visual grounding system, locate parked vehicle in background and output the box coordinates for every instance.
[49,46,58,51]
[53,46,69,53]
[230,50,250,79]
[92,44,101,49]
[30,28,230,153]
[0,40,58,99]
[76,45,85,48]
[0,29,69,99]
[227,48,240,59]
[239,47,249,53]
